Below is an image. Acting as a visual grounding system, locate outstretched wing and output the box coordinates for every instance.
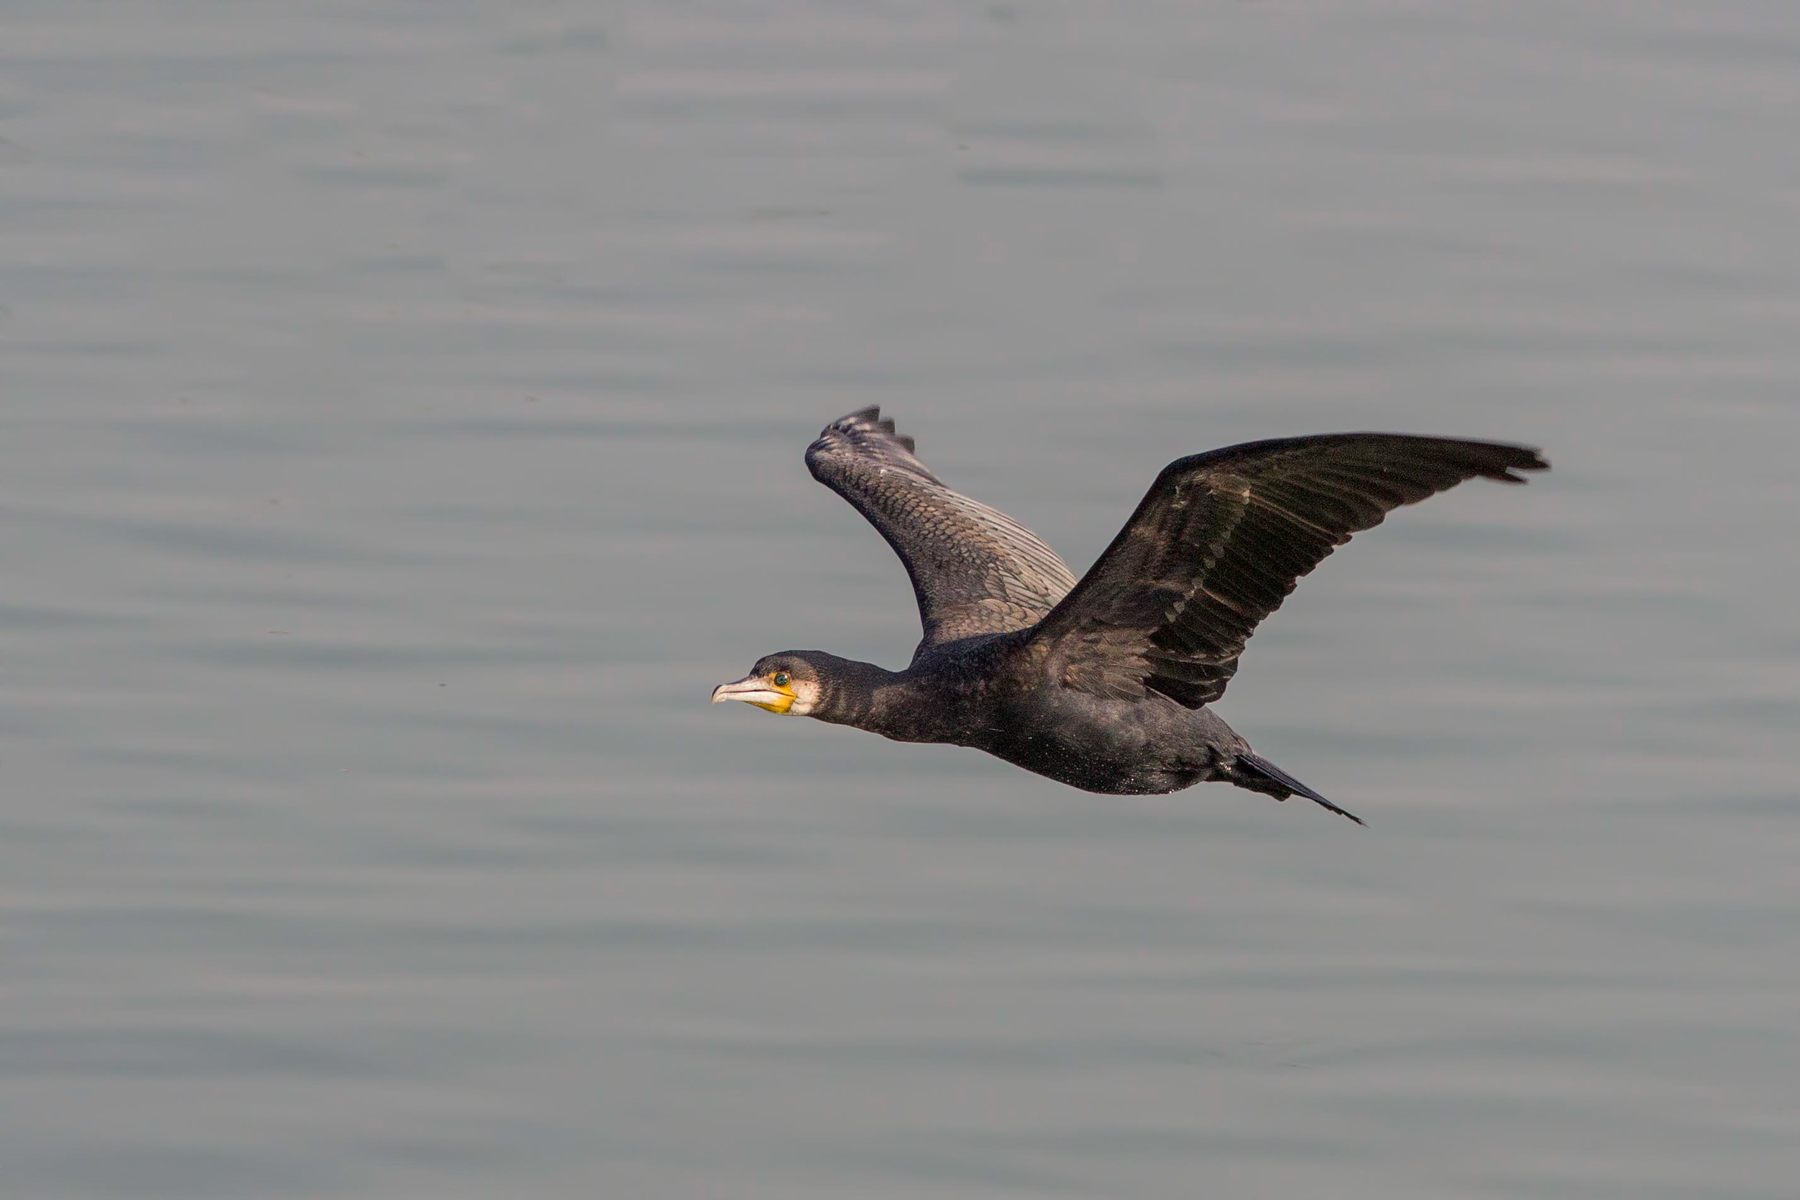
[1027,433,1548,707]
[805,407,1079,649]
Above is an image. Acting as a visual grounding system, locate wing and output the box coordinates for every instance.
[1027,433,1548,707]
[805,407,1079,649]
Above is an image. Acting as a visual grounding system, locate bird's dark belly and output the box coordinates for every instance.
[967,694,1239,796]
[987,738,1204,794]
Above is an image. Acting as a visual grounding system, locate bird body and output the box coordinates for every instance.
[838,632,1236,793]
[713,408,1548,824]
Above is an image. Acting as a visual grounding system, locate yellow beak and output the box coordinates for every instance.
[709,675,795,714]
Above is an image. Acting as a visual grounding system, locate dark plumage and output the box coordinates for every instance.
[712,407,1549,824]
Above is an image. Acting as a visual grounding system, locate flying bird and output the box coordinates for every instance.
[712,408,1547,824]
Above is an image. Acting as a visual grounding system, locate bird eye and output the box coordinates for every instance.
[772,671,791,687]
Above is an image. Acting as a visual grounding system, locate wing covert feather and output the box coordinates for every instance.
[1030,433,1548,707]
[805,408,1079,649]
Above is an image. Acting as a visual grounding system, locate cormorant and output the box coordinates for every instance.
[712,408,1548,824]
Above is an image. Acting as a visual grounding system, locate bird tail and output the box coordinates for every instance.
[1232,752,1365,826]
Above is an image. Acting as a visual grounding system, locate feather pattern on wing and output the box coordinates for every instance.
[806,407,1079,650]
[1028,433,1549,707]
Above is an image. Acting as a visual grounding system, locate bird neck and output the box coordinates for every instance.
[815,660,949,743]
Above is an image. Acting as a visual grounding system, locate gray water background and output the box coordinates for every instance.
[4,2,1799,1197]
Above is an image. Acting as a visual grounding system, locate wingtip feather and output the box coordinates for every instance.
[1479,443,1549,483]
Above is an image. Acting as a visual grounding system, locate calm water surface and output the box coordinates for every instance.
[4,3,1798,1197]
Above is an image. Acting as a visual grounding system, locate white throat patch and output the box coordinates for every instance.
[786,678,821,716]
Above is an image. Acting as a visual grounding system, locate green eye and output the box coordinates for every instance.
[772,671,791,687]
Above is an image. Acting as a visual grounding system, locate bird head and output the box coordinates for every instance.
[710,651,833,716]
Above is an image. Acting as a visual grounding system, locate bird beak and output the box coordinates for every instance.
[710,674,795,714]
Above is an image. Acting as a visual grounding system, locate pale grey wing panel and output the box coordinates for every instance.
[805,407,1079,647]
